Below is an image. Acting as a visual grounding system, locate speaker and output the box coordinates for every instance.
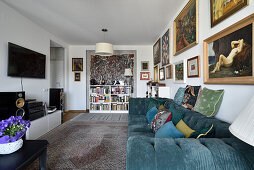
[0,92,25,121]
[49,88,64,111]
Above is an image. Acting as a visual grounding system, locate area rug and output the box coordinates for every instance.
[27,113,128,170]
[71,113,128,122]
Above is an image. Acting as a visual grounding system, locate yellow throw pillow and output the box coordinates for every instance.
[176,119,195,138]
[158,105,165,110]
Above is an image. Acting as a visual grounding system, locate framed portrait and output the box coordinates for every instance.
[74,72,81,81]
[174,60,186,83]
[166,65,173,79]
[162,29,170,66]
[187,56,200,78]
[153,38,161,65]
[140,72,150,80]
[154,65,159,82]
[159,67,165,80]
[72,58,83,71]
[141,61,149,71]
[173,0,198,56]
[203,14,254,84]
[210,0,248,27]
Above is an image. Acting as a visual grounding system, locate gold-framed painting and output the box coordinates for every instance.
[154,65,159,82]
[153,39,161,65]
[162,29,170,66]
[72,58,83,71]
[166,65,173,79]
[173,0,198,56]
[187,56,200,78]
[174,60,186,84]
[74,72,81,81]
[203,14,254,84]
[210,0,249,28]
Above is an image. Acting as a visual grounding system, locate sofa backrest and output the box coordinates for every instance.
[129,98,149,115]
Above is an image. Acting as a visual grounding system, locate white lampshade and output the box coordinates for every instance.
[124,68,133,77]
[229,94,254,146]
[95,43,113,56]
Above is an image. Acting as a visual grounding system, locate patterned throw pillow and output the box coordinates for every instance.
[181,85,202,110]
[174,87,185,105]
[150,110,172,133]
[194,88,224,117]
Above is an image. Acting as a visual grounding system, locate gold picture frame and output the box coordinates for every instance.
[72,58,83,71]
[166,65,173,79]
[74,72,81,81]
[187,56,200,78]
[153,65,160,82]
[153,39,161,65]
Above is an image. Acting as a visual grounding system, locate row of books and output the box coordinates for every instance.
[111,87,131,94]
[111,104,129,111]
[91,87,110,95]
[111,96,129,103]
[90,104,110,110]
[90,95,110,103]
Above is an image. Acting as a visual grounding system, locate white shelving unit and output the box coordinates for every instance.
[90,85,131,113]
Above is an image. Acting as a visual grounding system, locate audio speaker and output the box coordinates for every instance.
[49,88,64,111]
[0,92,25,120]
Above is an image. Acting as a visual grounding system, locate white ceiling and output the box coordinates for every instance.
[2,0,185,45]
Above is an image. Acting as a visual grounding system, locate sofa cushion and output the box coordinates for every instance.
[155,121,185,138]
[174,87,185,105]
[190,124,214,139]
[146,98,166,113]
[146,106,158,124]
[176,119,195,138]
[194,87,224,117]
[167,103,184,125]
[150,110,171,133]
[181,85,201,110]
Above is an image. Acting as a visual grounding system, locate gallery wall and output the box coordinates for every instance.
[158,0,254,123]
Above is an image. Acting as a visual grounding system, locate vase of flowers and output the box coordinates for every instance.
[0,116,30,154]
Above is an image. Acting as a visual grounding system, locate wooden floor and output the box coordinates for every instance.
[63,111,88,123]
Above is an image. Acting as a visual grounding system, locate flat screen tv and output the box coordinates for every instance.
[8,42,46,79]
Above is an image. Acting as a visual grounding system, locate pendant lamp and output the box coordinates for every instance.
[95,29,113,56]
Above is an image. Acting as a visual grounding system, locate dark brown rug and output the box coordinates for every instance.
[27,114,128,170]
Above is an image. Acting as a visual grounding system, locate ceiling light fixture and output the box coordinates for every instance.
[95,29,113,56]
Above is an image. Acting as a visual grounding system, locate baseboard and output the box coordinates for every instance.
[65,110,89,113]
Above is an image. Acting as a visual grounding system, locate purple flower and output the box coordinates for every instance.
[0,135,10,144]
[0,131,3,136]
[20,120,26,125]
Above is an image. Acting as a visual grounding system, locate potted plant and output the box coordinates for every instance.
[0,116,30,154]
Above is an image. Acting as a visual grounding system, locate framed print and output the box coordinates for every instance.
[159,67,165,80]
[72,58,83,71]
[203,14,254,84]
[154,65,159,82]
[140,72,150,80]
[210,0,248,27]
[174,60,186,83]
[173,0,198,56]
[187,56,200,77]
[166,65,173,79]
[153,39,161,65]
[141,61,149,71]
[74,72,81,81]
[162,29,170,66]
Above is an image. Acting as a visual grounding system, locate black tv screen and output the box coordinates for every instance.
[8,42,46,79]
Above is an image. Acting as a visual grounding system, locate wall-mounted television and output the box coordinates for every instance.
[8,42,46,79]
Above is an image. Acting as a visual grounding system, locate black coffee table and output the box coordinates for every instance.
[0,140,48,170]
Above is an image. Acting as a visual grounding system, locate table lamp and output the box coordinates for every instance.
[124,68,132,86]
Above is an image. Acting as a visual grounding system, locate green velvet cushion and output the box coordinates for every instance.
[194,88,224,117]
[146,98,168,112]
[168,103,184,125]
[190,124,214,139]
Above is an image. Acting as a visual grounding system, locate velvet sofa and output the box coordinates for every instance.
[126,98,254,170]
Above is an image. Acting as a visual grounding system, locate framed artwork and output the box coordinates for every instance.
[210,0,248,27]
[162,29,170,66]
[173,0,198,56]
[166,65,173,79]
[159,67,165,80]
[203,14,254,84]
[141,61,149,71]
[174,60,186,83]
[72,58,83,71]
[74,72,81,81]
[153,38,161,65]
[140,72,150,80]
[187,56,200,78]
[154,65,159,82]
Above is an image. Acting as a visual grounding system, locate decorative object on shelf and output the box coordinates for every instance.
[203,14,254,84]
[100,77,106,85]
[140,72,150,80]
[159,67,165,80]
[174,60,186,83]
[0,116,30,154]
[153,38,161,65]
[162,29,170,66]
[173,0,198,55]
[154,65,159,82]
[166,65,173,79]
[124,68,133,85]
[74,72,81,81]
[141,61,149,71]
[90,79,98,85]
[187,56,200,78]
[72,58,83,71]
[95,29,113,56]
[146,81,166,98]
[210,0,248,28]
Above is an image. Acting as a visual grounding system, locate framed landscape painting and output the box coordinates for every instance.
[166,65,173,79]
[162,29,170,66]
[153,39,161,65]
[203,14,254,84]
[187,56,200,78]
[174,60,186,83]
[210,0,248,27]
[174,0,198,55]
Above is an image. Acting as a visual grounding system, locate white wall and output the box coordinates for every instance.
[158,0,254,123]
[0,2,68,104]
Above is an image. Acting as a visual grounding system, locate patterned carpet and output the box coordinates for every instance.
[27,113,128,170]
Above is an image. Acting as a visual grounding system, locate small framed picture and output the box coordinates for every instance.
[159,67,165,81]
[154,65,159,82]
[174,60,186,84]
[74,72,81,81]
[166,65,173,79]
[141,61,149,71]
[187,56,200,78]
[140,72,150,80]
[72,58,83,71]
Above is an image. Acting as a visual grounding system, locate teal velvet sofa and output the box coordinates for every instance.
[126,98,254,170]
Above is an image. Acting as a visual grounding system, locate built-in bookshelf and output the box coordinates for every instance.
[90,85,131,113]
